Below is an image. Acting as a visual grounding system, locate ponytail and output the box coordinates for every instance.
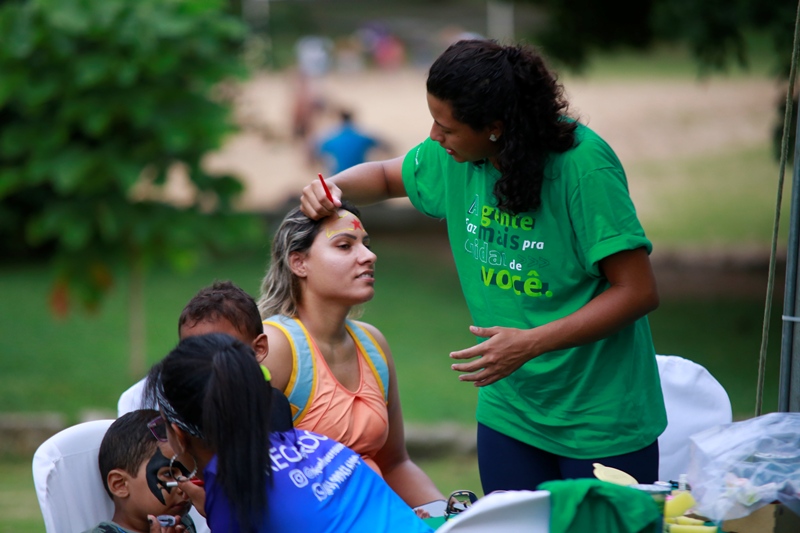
[205,341,272,531]
[147,333,271,533]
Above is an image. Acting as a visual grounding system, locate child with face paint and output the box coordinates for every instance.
[258,202,444,513]
[83,409,196,533]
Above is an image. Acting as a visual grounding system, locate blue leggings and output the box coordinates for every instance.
[477,423,660,494]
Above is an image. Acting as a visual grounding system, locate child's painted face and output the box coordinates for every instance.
[129,444,192,520]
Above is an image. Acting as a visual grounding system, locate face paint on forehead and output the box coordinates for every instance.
[145,447,189,505]
[325,213,365,239]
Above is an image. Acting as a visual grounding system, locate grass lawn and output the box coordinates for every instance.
[631,143,790,247]
[1,232,783,424]
[0,239,478,425]
[0,459,42,533]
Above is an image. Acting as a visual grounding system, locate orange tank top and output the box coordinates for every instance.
[294,333,389,476]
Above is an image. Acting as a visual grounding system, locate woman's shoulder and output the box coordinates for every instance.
[263,315,308,343]
[262,316,296,346]
[569,122,614,153]
[348,320,394,360]
[548,122,622,175]
[348,320,387,343]
[261,315,298,392]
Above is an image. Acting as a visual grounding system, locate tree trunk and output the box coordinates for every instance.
[129,254,146,379]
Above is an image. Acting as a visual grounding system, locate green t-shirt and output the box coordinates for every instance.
[401,123,667,458]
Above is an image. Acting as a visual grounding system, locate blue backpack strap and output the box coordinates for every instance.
[262,315,317,423]
[345,320,390,404]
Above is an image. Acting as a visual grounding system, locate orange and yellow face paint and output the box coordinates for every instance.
[325,212,365,239]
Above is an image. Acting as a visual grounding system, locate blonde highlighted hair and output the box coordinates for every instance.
[258,202,363,319]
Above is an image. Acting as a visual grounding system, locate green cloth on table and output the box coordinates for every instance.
[423,515,447,529]
[539,479,661,533]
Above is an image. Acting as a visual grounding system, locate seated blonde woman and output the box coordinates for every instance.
[258,202,444,511]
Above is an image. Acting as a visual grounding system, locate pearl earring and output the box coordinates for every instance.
[489,134,498,142]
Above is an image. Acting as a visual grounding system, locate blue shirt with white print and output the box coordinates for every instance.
[204,429,432,533]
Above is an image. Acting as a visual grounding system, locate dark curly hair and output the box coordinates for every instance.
[427,39,577,215]
[178,280,262,341]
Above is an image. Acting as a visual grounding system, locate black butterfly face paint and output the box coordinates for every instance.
[145,447,189,505]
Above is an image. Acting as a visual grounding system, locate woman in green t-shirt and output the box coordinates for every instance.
[299,39,666,494]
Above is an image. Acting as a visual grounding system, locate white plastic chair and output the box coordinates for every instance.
[435,490,550,533]
[117,377,148,416]
[656,354,732,482]
[32,419,116,533]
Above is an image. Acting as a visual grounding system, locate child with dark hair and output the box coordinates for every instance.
[83,409,196,533]
[119,281,292,433]
[146,333,433,533]
[177,281,265,344]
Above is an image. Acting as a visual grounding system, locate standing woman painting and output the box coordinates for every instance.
[299,39,667,493]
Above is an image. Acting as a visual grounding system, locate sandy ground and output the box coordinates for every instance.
[194,68,779,214]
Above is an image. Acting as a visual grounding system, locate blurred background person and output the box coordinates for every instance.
[291,35,333,142]
[311,108,393,175]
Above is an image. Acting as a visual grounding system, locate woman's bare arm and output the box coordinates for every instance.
[363,323,445,507]
[300,157,406,219]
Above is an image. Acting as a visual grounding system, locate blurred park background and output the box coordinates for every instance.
[1,0,797,530]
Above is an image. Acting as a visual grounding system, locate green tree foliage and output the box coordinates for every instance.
[526,0,797,73]
[651,0,796,75]
[524,0,798,155]
[0,0,262,313]
[528,0,657,69]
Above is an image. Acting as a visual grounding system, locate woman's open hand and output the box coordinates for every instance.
[449,326,538,386]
